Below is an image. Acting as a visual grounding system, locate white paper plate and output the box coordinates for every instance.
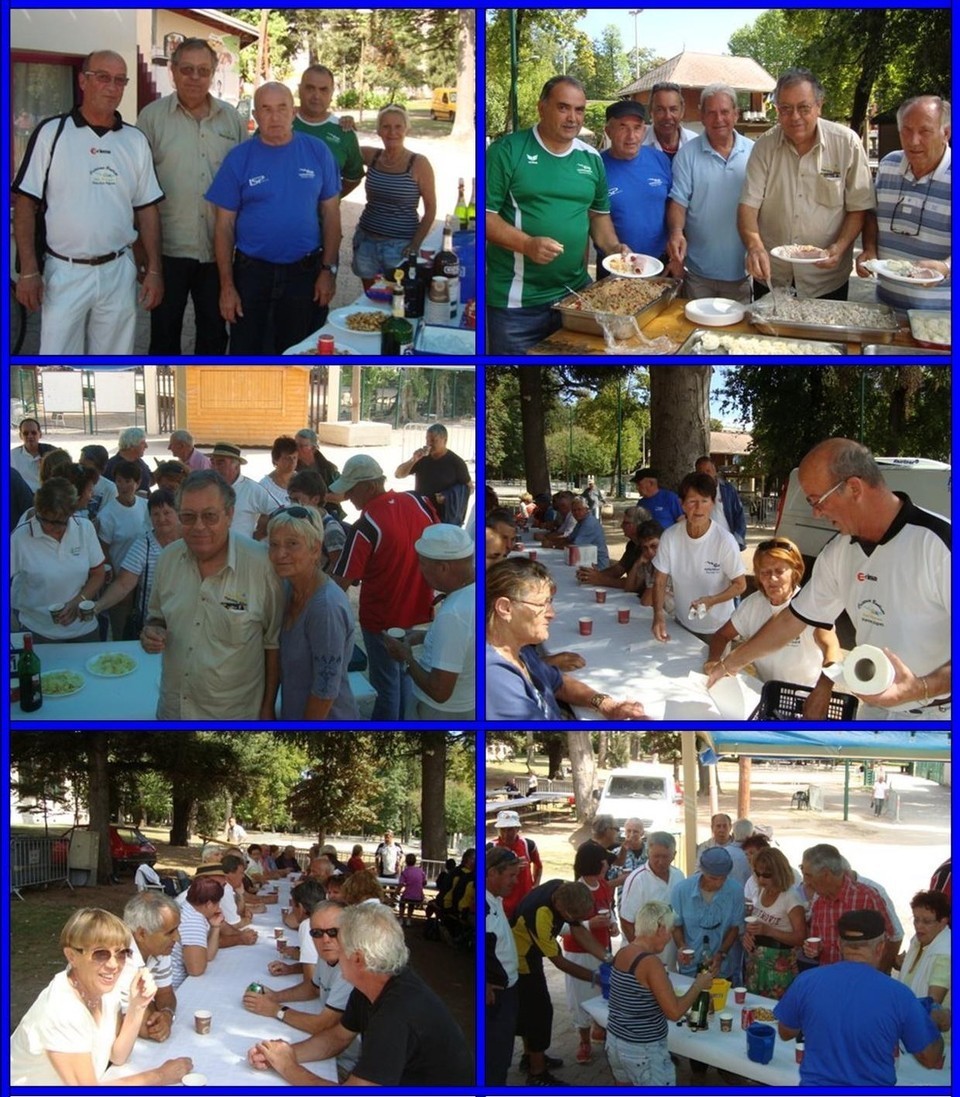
[326,305,390,337]
[41,669,86,697]
[684,298,746,327]
[85,652,138,678]
[771,245,829,264]
[864,259,945,285]
[602,252,664,279]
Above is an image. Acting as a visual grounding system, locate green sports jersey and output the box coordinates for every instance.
[486,126,610,308]
[293,114,364,182]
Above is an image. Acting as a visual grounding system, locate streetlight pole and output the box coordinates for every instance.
[629,9,644,80]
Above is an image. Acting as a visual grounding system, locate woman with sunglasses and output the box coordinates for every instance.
[266,505,358,720]
[10,907,192,1085]
[703,536,839,687]
[742,847,805,999]
[11,477,105,642]
[485,557,647,720]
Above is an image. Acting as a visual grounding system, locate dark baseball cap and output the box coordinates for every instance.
[838,909,886,940]
[606,100,647,122]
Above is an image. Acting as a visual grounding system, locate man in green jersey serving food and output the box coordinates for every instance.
[486,75,628,354]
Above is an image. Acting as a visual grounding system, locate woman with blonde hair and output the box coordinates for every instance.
[10,908,192,1085]
[742,847,805,998]
[704,536,839,685]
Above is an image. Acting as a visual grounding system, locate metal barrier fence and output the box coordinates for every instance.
[11,835,72,900]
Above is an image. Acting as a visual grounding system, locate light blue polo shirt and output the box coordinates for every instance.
[669,130,754,281]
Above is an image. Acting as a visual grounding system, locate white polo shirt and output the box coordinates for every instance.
[730,590,824,687]
[10,446,44,490]
[13,108,163,258]
[791,493,950,679]
[653,519,746,634]
[618,863,685,968]
[231,475,275,540]
[117,938,174,1012]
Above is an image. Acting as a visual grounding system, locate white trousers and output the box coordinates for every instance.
[40,252,137,355]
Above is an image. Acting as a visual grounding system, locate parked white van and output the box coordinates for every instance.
[593,764,682,837]
[776,456,951,570]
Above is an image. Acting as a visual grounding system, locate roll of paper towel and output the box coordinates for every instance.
[840,645,895,695]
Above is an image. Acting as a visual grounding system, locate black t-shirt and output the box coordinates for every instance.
[340,966,473,1085]
[413,449,470,497]
[620,538,642,573]
[103,454,152,493]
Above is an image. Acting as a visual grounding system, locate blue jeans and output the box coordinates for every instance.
[351,227,411,281]
[229,249,329,355]
[149,256,227,355]
[362,628,412,721]
[486,302,561,354]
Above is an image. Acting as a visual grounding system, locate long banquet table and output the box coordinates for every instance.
[582,973,950,1087]
[107,875,337,1085]
[511,547,761,720]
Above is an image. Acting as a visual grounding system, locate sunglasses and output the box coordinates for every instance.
[74,946,134,964]
[309,926,339,939]
[756,539,793,552]
[754,871,773,879]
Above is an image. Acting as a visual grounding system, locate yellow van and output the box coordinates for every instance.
[431,87,457,121]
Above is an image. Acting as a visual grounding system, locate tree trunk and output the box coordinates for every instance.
[420,732,448,862]
[567,731,596,823]
[738,756,752,819]
[86,733,113,884]
[518,368,552,496]
[525,732,536,768]
[545,737,565,780]
[597,730,608,769]
[169,796,194,847]
[648,366,712,492]
[451,10,476,141]
[847,10,888,135]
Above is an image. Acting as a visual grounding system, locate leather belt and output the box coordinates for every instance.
[47,247,127,266]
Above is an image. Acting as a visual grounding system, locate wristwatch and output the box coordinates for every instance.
[589,693,610,711]
[277,1005,289,1023]
[319,262,339,275]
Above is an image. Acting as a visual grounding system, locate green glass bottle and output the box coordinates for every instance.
[380,280,414,356]
[455,177,467,231]
[18,632,43,712]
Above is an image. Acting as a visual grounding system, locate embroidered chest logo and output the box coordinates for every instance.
[857,598,885,628]
[298,167,316,179]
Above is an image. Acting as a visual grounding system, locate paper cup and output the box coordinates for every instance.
[48,602,65,624]
[385,627,406,640]
[276,938,287,953]
[805,936,822,956]
[594,588,607,604]
[578,617,593,636]
[680,947,695,966]
[527,549,538,561]
[78,600,96,622]
[719,1012,733,1032]
[273,926,284,939]
[193,1010,212,1035]
[617,608,630,624]
[733,986,747,1004]
[182,1073,207,1086]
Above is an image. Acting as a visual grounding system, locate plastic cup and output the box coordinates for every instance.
[194,1010,212,1035]
[527,549,537,561]
[617,608,630,624]
[719,1012,733,1032]
[744,915,759,926]
[578,617,593,636]
[316,334,335,355]
[78,600,96,622]
[733,986,747,1004]
[48,602,65,624]
[594,588,607,604]
[182,1073,207,1086]
[805,936,822,956]
[385,627,406,640]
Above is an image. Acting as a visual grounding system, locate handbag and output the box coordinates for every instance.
[122,541,151,641]
[16,113,68,276]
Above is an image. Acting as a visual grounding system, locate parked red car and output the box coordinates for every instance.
[54,825,157,872]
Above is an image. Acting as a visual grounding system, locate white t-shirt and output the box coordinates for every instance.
[743,876,803,934]
[618,863,685,968]
[730,590,824,686]
[377,842,403,876]
[89,475,119,521]
[412,582,475,713]
[298,916,319,965]
[170,898,212,987]
[10,445,44,490]
[231,476,275,540]
[97,496,149,571]
[10,969,120,1084]
[117,938,173,1012]
[654,520,745,634]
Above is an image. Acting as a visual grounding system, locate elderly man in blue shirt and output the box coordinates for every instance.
[567,495,610,568]
[670,846,745,982]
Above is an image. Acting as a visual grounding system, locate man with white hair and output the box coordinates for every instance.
[775,909,943,1086]
[104,427,152,492]
[248,903,473,1085]
[383,523,475,719]
[331,455,438,720]
[618,832,684,965]
[167,430,210,472]
[120,891,181,1042]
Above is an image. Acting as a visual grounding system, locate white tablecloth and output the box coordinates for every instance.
[582,974,949,1087]
[521,548,761,720]
[108,877,337,1085]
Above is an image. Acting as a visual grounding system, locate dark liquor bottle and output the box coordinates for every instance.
[432,221,459,319]
[401,248,425,318]
[380,283,414,356]
[18,632,42,712]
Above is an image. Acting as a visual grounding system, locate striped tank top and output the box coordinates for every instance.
[606,952,668,1043]
[359,150,421,238]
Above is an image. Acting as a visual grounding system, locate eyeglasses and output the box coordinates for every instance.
[309,926,339,939]
[178,510,226,526]
[511,597,554,614]
[754,871,773,879]
[74,946,134,964]
[757,538,793,551]
[912,915,941,926]
[804,479,847,511]
[776,103,816,117]
[890,172,935,237]
[176,65,213,78]
[275,505,310,519]
[84,71,130,88]
[37,514,69,528]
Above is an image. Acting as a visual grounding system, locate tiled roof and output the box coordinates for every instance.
[618,51,776,97]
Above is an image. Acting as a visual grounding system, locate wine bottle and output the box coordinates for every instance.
[466,177,476,232]
[380,282,414,356]
[18,632,43,712]
[455,177,467,230]
[432,221,459,320]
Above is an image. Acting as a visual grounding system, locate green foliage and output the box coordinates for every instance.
[583,103,612,144]
[545,425,609,480]
[589,24,629,99]
[337,89,408,111]
[445,782,475,836]
[727,10,797,80]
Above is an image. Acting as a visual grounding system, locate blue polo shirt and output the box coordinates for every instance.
[669,873,745,981]
[669,131,754,281]
[640,487,683,527]
[485,644,564,721]
[205,132,340,263]
[600,146,672,259]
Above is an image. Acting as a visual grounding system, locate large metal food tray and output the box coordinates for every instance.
[862,344,949,356]
[747,298,900,344]
[552,278,681,335]
[677,329,846,355]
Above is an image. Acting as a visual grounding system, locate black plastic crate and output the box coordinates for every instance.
[752,680,859,721]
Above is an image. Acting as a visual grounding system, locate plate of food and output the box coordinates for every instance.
[602,252,664,279]
[42,669,85,697]
[85,651,138,678]
[326,306,390,336]
[863,259,945,285]
[771,244,829,264]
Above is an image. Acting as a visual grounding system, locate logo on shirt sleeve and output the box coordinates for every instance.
[248,175,267,186]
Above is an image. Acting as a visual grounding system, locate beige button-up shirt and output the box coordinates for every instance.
[137,92,246,261]
[740,117,875,295]
[147,533,283,719]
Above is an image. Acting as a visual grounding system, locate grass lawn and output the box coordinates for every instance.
[348,100,458,140]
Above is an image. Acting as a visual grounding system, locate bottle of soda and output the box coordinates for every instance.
[380,278,414,356]
[18,632,43,712]
[432,221,459,320]
[466,178,476,232]
[454,178,467,231]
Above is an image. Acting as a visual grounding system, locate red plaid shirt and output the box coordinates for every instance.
[810,875,894,964]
